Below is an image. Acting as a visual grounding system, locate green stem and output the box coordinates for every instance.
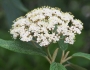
[47,47,52,61]
[64,64,70,67]
[63,51,70,60]
[61,56,72,64]
[44,56,52,64]
[60,50,65,64]
[45,47,59,64]
[60,51,72,64]
[52,48,59,62]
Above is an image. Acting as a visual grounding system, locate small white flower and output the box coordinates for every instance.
[10,6,83,47]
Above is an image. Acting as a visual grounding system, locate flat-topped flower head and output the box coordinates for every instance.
[10,6,83,47]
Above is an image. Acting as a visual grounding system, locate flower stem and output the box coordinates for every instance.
[52,48,59,63]
[60,51,72,64]
[64,51,70,60]
[61,56,72,64]
[45,47,59,64]
[46,47,52,61]
[44,56,52,64]
[64,64,70,67]
[60,50,65,64]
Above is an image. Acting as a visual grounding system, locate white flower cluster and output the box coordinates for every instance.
[10,6,83,46]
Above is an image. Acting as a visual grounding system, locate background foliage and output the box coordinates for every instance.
[0,0,90,70]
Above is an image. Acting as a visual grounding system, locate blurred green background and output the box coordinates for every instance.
[0,0,90,70]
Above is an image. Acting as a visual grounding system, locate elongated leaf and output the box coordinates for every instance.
[68,62,87,70]
[58,36,68,51]
[0,39,47,56]
[72,52,90,61]
[50,62,67,70]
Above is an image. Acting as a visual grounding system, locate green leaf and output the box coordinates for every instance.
[58,36,68,51]
[68,62,87,70]
[1,0,28,28]
[0,39,47,56]
[50,62,67,70]
[72,52,90,61]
